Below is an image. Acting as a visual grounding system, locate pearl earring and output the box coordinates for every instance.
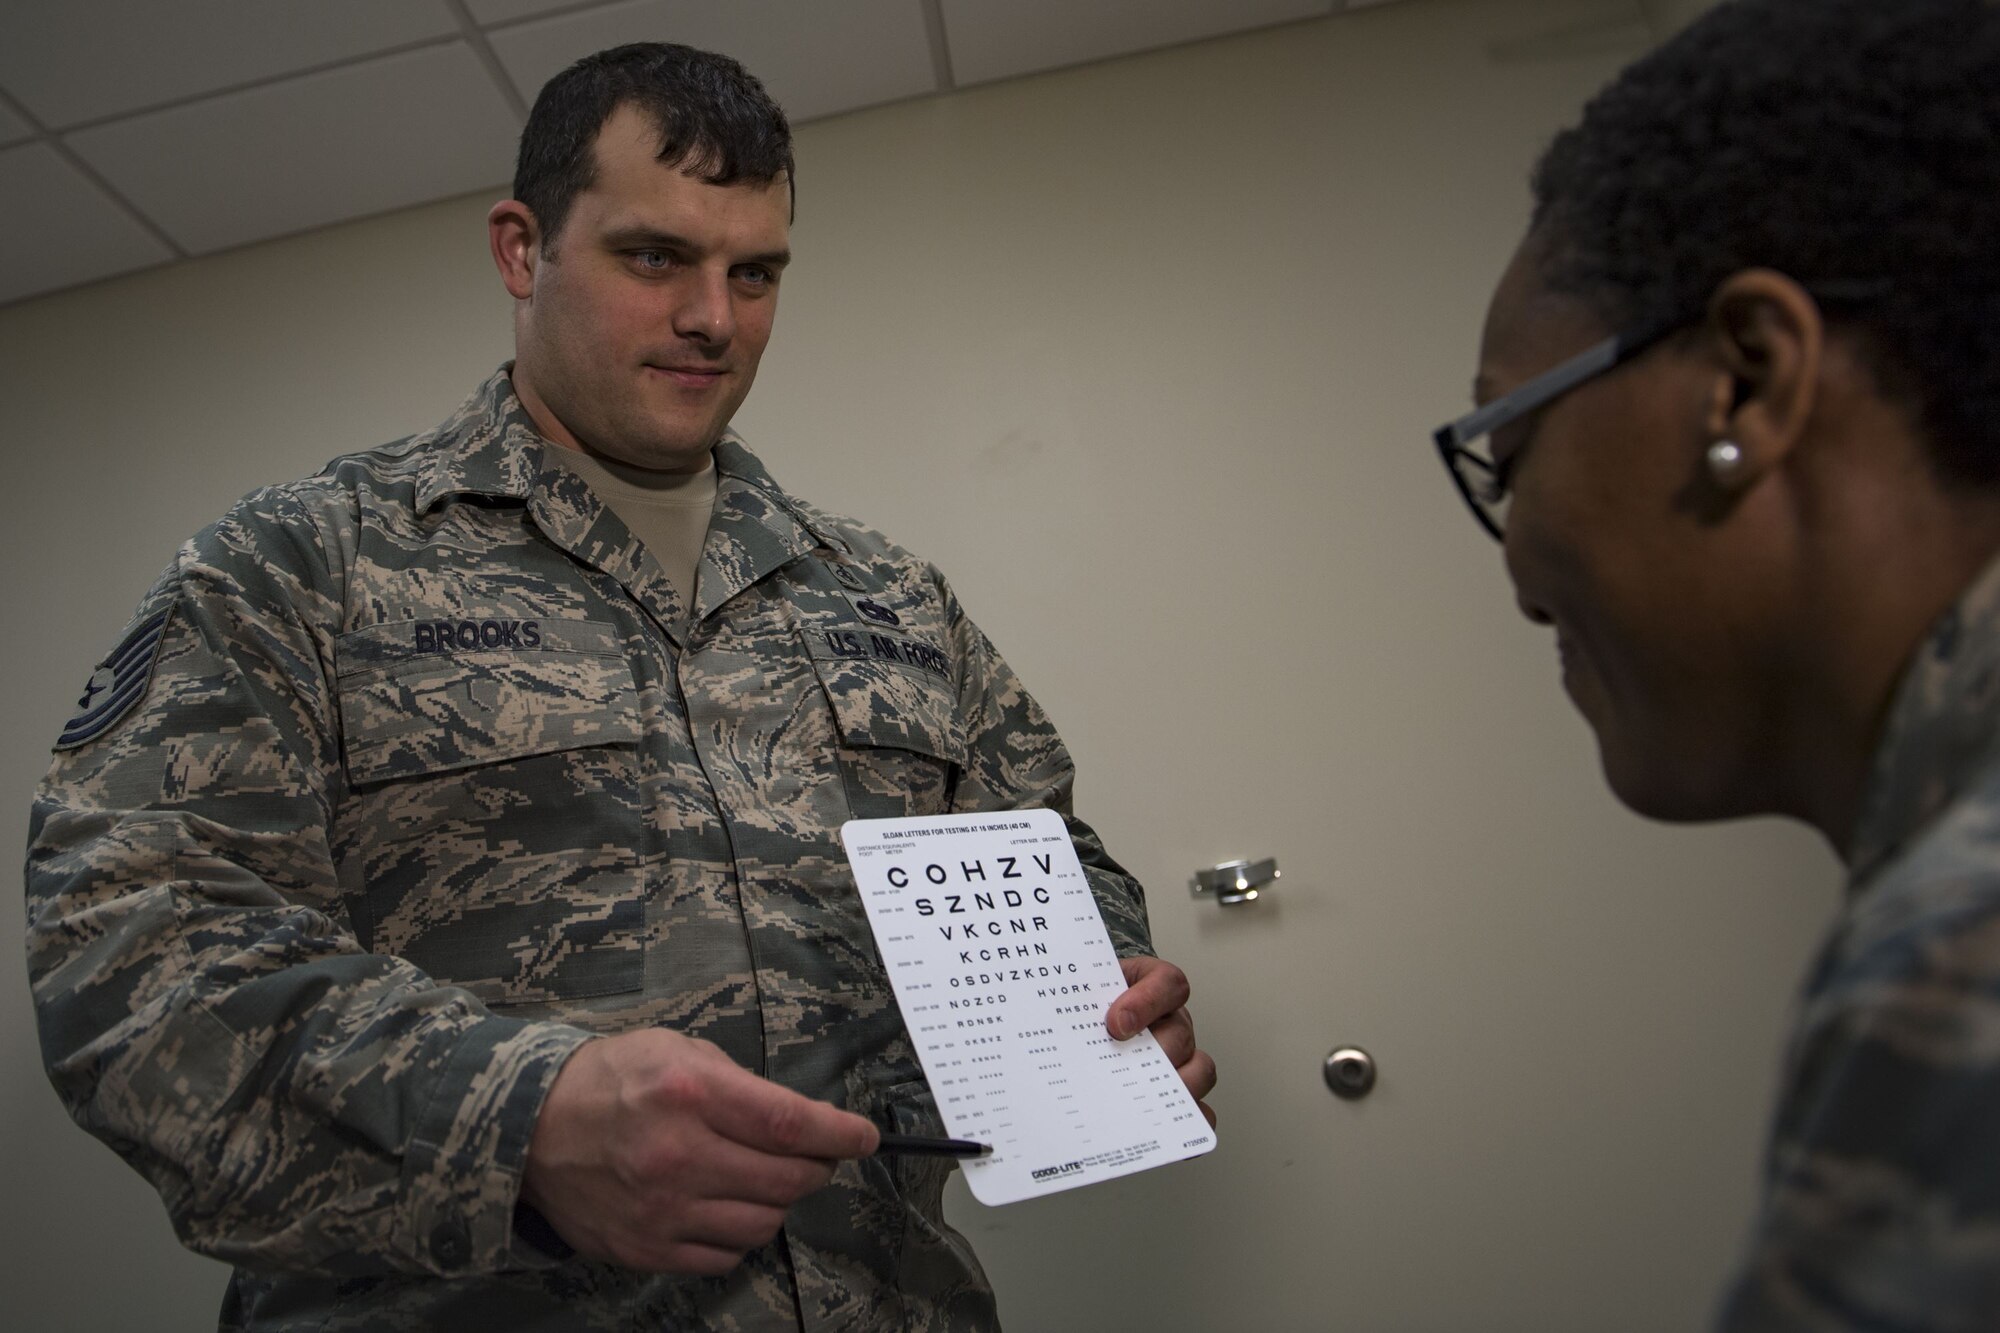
[1706,439,1745,484]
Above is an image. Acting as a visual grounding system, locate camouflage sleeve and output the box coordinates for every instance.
[24,489,591,1279]
[932,568,1153,958]
[1716,886,2000,1330]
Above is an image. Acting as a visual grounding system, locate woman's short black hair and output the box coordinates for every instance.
[513,42,793,254]
[1530,0,2000,487]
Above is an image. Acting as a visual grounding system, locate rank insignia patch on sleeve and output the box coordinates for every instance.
[55,607,173,750]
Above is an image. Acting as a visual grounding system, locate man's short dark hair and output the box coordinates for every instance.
[513,42,794,254]
[1528,0,2000,487]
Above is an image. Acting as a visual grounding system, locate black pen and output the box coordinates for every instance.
[873,1133,992,1158]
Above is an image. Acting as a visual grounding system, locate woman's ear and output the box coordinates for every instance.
[1698,268,1825,490]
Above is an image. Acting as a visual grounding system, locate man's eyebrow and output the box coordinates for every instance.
[600,226,696,251]
[599,226,789,269]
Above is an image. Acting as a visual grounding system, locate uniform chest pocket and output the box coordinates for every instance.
[331,618,648,1006]
[808,648,968,821]
[334,618,642,783]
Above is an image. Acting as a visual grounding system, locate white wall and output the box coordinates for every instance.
[1,1,1828,1328]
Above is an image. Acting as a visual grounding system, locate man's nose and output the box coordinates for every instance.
[672,270,735,346]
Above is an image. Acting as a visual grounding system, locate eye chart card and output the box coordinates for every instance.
[842,809,1216,1205]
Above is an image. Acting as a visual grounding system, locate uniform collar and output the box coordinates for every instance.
[411,365,547,513]
[695,436,850,622]
[1848,549,2000,885]
[411,364,849,623]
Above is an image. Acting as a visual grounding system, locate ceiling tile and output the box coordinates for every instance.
[0,144,175,305]
[491,0,937,125]
[0,0,459,128]
[942,0,1333,86]
[67,44,519,256]
[0,99,33,146]
[467,0,593,23]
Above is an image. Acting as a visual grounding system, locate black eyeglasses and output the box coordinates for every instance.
[1432,316,1680,541]
[1434,280,1889,541]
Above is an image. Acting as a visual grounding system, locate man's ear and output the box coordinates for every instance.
[1699,269,1825,489]
[488,200,543,300]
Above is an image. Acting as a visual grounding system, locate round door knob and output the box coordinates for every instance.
[1324,1046,1377,1100]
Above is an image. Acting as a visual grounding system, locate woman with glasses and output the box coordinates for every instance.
[1442,0,2000,1326]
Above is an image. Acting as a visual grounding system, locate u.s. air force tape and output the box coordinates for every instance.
[55,607,173,750]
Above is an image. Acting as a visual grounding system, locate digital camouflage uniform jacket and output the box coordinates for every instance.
[1719,553,2000,1331]
[25,368,1154,1332]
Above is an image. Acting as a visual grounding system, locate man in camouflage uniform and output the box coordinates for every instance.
[26,42,1214,1331]
[1438,0,2000,1326]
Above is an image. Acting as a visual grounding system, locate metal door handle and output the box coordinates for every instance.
[1190,857,1279,906]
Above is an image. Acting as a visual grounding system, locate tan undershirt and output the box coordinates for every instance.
[545,445,719,611]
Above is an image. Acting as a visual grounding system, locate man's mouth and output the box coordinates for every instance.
[648,364,727,387]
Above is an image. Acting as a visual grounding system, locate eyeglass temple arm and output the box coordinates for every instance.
[1439,333,1631,449]
[1438,280,1892,452]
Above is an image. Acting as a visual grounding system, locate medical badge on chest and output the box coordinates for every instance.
[825,557,870,593]
[821,557,906,627]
